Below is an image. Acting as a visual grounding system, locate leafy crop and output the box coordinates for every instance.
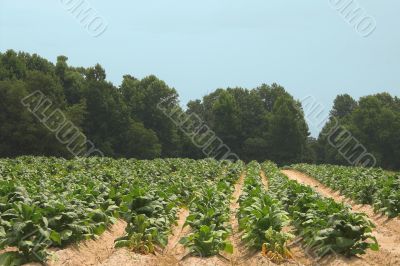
[263,162,379,258]
[0,157,228,265]
[292,164,400,218]
[0,157,382,265]
[237,162,293,263]
[179,161,244,257]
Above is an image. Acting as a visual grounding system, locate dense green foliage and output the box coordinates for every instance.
[315,93,400,169]
[186,86,311,164]
[0,50,311,164]
[180,161,244,256]
[0,50,176,159]
[1,50,399,168]
[0,157,383,265]
[262,162,378,257]
[237,161,292,263]
[292,164,400,218]
[0,157,237,264]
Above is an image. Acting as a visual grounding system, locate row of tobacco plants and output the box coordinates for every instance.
[237,161,293,263]
[0,157,383,265]
[179,161,244,257]
[263,162,379,258]
[291,164,400,218]
[0,157,225,265]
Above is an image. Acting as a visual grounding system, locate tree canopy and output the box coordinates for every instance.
[0,50,398,169]
[316,93,400,169]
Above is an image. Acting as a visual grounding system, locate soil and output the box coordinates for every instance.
[99,207,192,266]
[164,208,191,260]
[44,219,127,266]
[97,171,307,265]
[12,169,397,265]
[281,169,400,266]
[260,171,312,266]
[99,248,160,266]
[228,171,247,265]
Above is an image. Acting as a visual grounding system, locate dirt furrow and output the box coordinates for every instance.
[282,169,400,266]
[228,171,246,265]
[31,219,128,266]
[163,207,191,262]
[260,170,269,189]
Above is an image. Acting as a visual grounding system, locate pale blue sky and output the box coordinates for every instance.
[1,1,399,136]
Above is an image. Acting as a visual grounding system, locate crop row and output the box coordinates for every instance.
[0,158,383,265]
[237,161,292,263]
[116,159,228,254]
[291,164,400,218]
[0,157,224,265]
[180,161,244,257]
[262,162,379,258]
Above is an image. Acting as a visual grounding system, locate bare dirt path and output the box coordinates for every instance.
[282,169,400,266]
[260,170,269,188]
[228,171,246,265]
[97,249,159,266]
[163,207,191,263]
[34,219,128,266]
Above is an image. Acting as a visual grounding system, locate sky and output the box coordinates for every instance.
[0,0,399,136]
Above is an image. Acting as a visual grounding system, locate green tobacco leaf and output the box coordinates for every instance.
[93,224,106,235]
[60,230,73,240]
[224,242,233,254]
[336,237,354,248]
[179,236,190,245]
[42,217,48,227]
[0,252,25,266]
[368,236,380,251]
[158,235,167,247]
[115,239,131,248]
[369,242,379,251]
[50,231,61,245]
[0,227,5,238]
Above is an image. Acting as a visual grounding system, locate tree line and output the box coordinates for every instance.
[0,50,399,169]
[314,93,400,169]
